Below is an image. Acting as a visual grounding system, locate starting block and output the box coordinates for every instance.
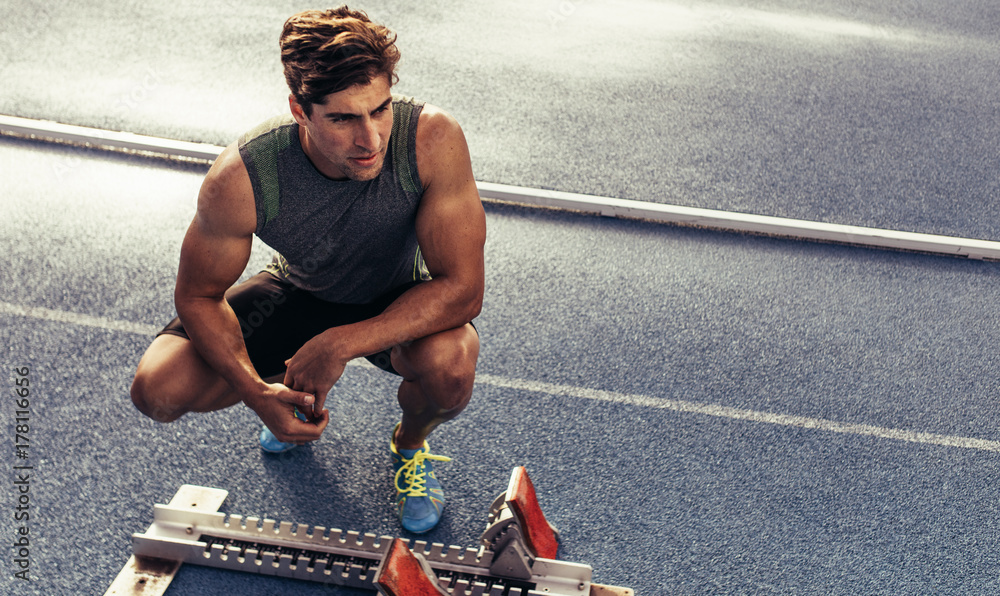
[106,467,633,596]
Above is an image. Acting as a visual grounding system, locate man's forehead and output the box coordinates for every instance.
[316,78,392,115]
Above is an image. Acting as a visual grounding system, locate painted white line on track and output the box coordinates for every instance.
[0,301,162,336]
[4,114,1000,260]
[4,300,998,452]
[478,374,1000,452]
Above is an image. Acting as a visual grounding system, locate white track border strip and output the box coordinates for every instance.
[0,114,222,161]
[476,182,1000,260]
[3,299,999,452]
[4,113,1000,260]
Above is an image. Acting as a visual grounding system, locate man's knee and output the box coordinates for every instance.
[396,327,479,409]
[130,372,186,423]
[427,359,476,407]
[130,334,230,423]
[129,343,199,423]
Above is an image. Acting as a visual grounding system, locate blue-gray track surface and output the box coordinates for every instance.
[2,1,1000,595]
[1,0,998,238]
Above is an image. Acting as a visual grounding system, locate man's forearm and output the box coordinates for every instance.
[175,296,267,397]
[329,277,481,360]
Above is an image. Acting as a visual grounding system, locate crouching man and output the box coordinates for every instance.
[130,6,485,533]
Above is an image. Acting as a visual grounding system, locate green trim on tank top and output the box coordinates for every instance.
[239,116,295,229]
[391,96,420,194]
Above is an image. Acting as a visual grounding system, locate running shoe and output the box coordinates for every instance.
[258,408,307,454]
[390,424,451,533]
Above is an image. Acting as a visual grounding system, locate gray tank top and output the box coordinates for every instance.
[238,95,430,304]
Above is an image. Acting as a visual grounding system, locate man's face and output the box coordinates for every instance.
[290,76,393,181]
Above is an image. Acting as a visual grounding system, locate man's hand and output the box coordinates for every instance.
[245,382,329,443]
[283,330,349,414]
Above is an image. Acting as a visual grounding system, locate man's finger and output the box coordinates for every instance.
[276,387,315,408]
[274,412,326,443]
[312,409,330,433]
[313,387,331,412]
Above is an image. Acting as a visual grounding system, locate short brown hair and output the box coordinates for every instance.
[280,6,400,116]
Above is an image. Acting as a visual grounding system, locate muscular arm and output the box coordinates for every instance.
[176,144,325,439]
[174,144,260,394]
[358,105,486,346]
[284,106,485,387]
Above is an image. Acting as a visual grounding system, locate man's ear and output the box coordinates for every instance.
[288,94,309,125]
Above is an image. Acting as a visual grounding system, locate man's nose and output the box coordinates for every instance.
[356,118,380,152]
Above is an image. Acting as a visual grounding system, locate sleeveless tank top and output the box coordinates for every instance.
[237,95,430,304]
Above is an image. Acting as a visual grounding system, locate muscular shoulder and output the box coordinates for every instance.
[414,104,473,194]
[196,142,257,237]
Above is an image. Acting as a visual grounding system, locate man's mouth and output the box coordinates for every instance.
[350,154,379,167]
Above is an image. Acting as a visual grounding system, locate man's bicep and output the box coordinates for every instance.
[176,147,257,301]
[175,215,253,301]
[419,192,485,278]
[415,113,486,283]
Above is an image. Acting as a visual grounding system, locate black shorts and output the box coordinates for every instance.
[157,272,419,378]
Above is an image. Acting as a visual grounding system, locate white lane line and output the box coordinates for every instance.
[0,301,162,336]
[4,299,998,452]
[475,374,1000,453]
[4,114,1000,260]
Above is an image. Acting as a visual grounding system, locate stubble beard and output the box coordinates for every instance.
[342,147,387,182]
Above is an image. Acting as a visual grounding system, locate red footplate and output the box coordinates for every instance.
[507,466,560,560]
[374,538,449,596]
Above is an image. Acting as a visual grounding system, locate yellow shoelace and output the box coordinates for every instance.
[394,448,451,497]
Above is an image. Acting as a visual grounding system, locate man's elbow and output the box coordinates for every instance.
[457,282,484,323]
[465,295,483,322]
[173,287,226,322]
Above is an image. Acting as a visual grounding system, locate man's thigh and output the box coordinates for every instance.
[158,272,418,378]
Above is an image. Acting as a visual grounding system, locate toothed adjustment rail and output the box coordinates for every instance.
[108,469,633,596]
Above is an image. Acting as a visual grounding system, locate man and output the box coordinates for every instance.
[130,6,485,534]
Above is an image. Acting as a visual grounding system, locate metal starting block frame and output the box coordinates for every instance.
[106,467,633,596]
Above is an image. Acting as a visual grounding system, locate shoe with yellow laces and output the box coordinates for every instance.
[390,424,451,533]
